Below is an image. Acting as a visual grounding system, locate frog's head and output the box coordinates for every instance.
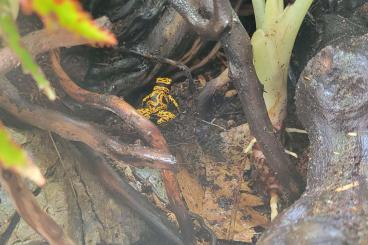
[156,77,172,85]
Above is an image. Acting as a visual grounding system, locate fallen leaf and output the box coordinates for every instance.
[177,168,204,214]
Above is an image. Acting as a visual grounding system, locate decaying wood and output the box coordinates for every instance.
[0,167,75,245]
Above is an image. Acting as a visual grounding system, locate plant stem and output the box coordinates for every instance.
[251,0,314,128]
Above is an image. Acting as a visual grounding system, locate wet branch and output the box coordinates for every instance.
[0,13,193,243]
[118,47,194,83]
[220,13,303,202]
[197,68,230,114]
[49,50,195,244]
[169,1,303,201]
[167,0,233,39]
[0,76,175,168]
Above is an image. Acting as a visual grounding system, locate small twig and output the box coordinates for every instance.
[243,137,257,154]
[197,118,226,131]
[226,157,246,241]
[270,190,279,221]
[284,149,298,159]
[173,42,222,80]
[179,38,203,64]
[335,181,359,192]
[346,131,368,137]
[49,132,78,200]
[285,128,308,134]
[118,47,193,84]
[0,212,20,244]
[0,167,75,245]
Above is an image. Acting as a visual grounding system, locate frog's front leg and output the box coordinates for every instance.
[137,107,152,119]
[141,94,152,105]
[156,110,176,124]
[167,94,179,111]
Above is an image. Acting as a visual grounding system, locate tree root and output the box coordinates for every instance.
[167,0,233,40]
[0,167,75,245]
[179,38,203,64]
[117,47,193,84]
[0,12,194,243]
[220,13,303,202]
[0,76,175,168]
[169,1,303,202]
[197,68,230,115]
[172,42,222,80]
[49,50,195,244]
[80,145,185,245]
[172,1,243,80]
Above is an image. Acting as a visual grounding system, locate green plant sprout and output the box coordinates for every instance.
[251,0,313,129]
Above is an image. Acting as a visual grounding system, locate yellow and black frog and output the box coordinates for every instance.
[137,77,179,124]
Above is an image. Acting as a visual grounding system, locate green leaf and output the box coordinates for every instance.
[9,0,19,19]
[0,123,45,186]
[0,0,56,100]
[0,127,27,168]
[21,0,117,46]
[252,0,265,29]
[251,0,313,128]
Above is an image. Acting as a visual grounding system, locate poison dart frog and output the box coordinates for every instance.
[137,77,179,124]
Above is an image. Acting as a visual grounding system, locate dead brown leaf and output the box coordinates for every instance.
[177,168,204,214]
[176,123,270,243]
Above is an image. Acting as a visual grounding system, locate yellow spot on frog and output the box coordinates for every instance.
[137,77,179,124]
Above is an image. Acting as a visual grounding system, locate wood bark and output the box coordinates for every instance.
[258,34,368,245]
